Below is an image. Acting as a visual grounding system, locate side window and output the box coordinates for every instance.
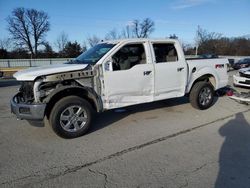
[112,43,146,71]
[153,43,178,63]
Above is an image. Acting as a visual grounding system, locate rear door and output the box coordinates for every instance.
[103,42,154,109]
[151,42,187,100]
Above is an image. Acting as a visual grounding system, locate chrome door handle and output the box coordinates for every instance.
[143,71,152,76]
[177,67,184,72]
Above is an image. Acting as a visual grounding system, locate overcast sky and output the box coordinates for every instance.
[0,0,249,47]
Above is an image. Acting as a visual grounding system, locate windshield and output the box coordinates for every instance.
[68,43,115,65]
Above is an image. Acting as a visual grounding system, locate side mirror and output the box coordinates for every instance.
[104,59,113,71]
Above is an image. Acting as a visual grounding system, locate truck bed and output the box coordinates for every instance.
[186,58,229,91]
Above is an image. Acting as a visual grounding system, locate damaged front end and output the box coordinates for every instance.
[11,81,46,120]
[10,67,101,121]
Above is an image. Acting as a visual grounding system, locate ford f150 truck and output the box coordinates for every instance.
[11,39,228,138]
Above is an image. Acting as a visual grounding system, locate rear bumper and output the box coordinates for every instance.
[233,75,250,87]
[10,94,46,120]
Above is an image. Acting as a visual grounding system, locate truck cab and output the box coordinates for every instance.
[101,39,188,109]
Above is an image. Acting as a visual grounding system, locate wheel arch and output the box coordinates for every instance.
[44,86,103,118]
[187,72,218,94]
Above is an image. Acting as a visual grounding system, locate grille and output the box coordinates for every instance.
[239,72,250,79]
[18,82,34,103]
[239,81,250,85]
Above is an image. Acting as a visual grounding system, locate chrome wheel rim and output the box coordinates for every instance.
[60,105,87,132]
[199,87,212,106]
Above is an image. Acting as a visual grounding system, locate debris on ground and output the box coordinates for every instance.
[216,86,250,105]
[216,86,233,96]
[228,90,250,105]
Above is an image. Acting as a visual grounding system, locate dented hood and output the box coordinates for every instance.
[13,63,89,81]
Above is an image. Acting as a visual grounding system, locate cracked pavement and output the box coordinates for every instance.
[0,71,250,187]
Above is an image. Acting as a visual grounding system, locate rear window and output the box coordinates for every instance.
[152,43,178,63]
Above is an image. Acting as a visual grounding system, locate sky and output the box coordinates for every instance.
[0,0,250,49]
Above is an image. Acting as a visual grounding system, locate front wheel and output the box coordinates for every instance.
[49,96,94,138]
[189,81,214,110]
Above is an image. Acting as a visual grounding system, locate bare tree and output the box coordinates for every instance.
[87,35,101,47]
[105,28,121,40]
[7,7,50,57]
[104,18,155,40]
[54,31,69,52]
[121,25,134,38]
[169,34,178,39]
[132,18,154,38]
[106,26,133,39]
[195,25,206,55]
[181,41,195,55]
[0,38,12,50]
[195,25,222,55]
[39,42,55,58]
[62,41,82,58]
[81,41,87,52]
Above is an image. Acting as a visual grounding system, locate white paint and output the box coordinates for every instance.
[13,63,88,81]
[186,58,229,91]
[103,63,154,109]
[100,39,228,109]
[151,41,188,100]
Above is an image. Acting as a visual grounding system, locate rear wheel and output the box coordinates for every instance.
[189,81,214,110]
[49,96,94,138]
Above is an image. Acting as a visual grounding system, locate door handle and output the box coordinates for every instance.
[177,67,184,72]
[143,71,152,76]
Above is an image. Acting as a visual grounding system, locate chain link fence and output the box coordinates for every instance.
[0,58,73,68]
[1,56,249,68]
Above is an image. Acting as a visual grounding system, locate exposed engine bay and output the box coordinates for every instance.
[16,68,100,105]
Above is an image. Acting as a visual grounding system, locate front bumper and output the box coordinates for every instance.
[233,75,250,87]
[10,94,46,120]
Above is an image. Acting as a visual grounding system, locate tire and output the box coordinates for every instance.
[49,96,94,138]
[189,81,214,110]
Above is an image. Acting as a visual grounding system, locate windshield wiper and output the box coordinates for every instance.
[66,59,82,64]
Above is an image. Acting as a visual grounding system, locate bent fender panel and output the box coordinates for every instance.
[44,86,103,112]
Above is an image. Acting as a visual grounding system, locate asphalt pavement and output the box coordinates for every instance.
[0,70,249,188]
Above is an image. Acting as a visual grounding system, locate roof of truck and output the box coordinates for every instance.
[101,38,179,44]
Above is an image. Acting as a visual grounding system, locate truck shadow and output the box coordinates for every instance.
[27,120,45,127]
[215,112,250,188]
[89,92,225,134]
[0,80,20,87]
[89,96,189,133]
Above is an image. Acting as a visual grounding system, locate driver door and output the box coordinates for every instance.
[103,42,154,109]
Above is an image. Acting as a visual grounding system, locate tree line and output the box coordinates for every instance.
[0,7,249,59]
[185,26,250,56]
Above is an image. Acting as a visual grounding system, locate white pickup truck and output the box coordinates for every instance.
[11,39,228,138]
